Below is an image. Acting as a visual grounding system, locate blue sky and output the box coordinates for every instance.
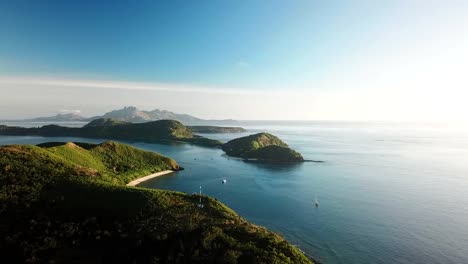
[0,1,467,121]
[0,1,397,88]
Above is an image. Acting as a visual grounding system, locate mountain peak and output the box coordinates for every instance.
[123,106,138,111]
[90,107,202,124]
[17,106,236,125]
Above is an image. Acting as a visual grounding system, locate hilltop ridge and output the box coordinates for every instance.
[83,118,130,127]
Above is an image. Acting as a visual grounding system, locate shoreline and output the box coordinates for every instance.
[126,170,175,186]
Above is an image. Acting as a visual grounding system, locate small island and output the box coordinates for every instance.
[0,119,223,147]
[222,132,304,163]
[0,141,313,263]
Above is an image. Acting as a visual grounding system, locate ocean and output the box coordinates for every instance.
[1,121,467,264]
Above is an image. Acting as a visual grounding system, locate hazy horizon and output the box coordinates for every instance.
[2,2,468,263]
[1,1,467,123]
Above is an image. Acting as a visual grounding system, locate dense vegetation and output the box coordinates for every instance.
[83,118,131,127]
[0,120,223,147]
[222,133,304,162]
[188,126,246,133]
[0,142,313,263]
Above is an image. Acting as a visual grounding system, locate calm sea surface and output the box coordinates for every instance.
[1,121,468,264]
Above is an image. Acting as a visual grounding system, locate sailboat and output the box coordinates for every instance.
[314,195,319,207]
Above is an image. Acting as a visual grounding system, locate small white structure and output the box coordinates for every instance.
[198,185,204,208]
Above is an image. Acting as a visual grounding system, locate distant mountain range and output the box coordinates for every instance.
[26,112,88,122]
[18,106,236,124]
[88,106,203,123]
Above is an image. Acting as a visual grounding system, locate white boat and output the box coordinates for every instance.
[222,178,227,184]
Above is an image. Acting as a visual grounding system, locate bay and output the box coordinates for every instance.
[1,121,467,264]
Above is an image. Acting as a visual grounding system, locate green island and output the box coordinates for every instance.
[0,141,313,263]
[222,133,304,163]
[0,120,223,147]
[188,126,246,133]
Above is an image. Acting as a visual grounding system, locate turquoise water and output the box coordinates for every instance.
[1,121,468,263]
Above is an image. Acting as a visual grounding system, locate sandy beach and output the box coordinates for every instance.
[126,170,175,186]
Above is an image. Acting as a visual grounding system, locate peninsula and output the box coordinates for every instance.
[0,141,313,263]
[83,118,247,133]
[0,119,223,147]
[188,125,247,133]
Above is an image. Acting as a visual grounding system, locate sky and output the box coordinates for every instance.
[0,0,467,122]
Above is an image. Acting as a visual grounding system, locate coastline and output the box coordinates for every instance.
[126,170,175,186]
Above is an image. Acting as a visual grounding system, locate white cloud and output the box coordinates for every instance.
[59,109,82,114]
[0,75,263,95]
[0,75,316,120]
[0,72,467,123]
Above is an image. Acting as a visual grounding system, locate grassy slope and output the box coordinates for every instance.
[0,142,313,264]
[222,133,304,162]
[36,141,180,184]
